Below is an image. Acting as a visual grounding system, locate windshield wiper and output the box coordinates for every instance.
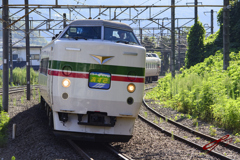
[116,40,129,44]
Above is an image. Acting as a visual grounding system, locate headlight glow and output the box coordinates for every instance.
[127,83,135,93]
[62,78,71,87]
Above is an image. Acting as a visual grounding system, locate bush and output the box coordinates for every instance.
[0,111,10,147]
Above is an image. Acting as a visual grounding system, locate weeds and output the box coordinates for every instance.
[234,138,240,144]
[153,116,158,124]
[144,111,148,118]
[13,98,16,106]
[21,96,24,104]
[171,131,174,140]
[174,115,178,121]
[159,118,163,123]
[0,111,10,147]
[33,86,36,99]
[209,126,217,136]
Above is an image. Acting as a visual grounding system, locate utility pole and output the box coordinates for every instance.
[171,0,175,78]
[178,28,181,70]
[195,0,198,23]
[223,0,230,70]
[2,0,9,112]
[63,13,67,28]
[140,28,143,44]
[25,0,31,100]
[211,9,214,34]
[204,10,217,34]
[9,19,13,85]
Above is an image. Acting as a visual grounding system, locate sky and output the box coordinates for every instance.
[1,0,224,42]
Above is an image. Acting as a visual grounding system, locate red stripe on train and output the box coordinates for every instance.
[48,70,144,83]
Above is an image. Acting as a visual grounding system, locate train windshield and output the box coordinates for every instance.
[104,27,140,45]
[61,26,101,40]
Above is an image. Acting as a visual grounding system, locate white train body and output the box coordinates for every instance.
[145,54,161,83]
[39,20,145,142]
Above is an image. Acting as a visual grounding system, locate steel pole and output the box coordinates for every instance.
[25,0,31,100]
[211,9,214,34]
[223,0,230,70]
[63,13,67,28]
[2,0,9,112]
[171,0,175,78]
[195,0,198,23]
[9,19,13,86]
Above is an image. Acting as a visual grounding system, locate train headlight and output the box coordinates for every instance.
[127,83,135,93]
[62,78,71,88]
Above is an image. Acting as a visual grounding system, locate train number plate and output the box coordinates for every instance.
[88,72,111,89]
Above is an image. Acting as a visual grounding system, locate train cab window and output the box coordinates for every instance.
[104,27,140,45]
[61,26,101,40]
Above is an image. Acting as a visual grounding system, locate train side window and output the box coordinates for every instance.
[40,58,49,75]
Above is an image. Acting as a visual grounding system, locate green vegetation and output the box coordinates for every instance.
[146,1,240,134]
[0,67,38,87]
[146,50,240,133]
[171,131,174,140]
[144,111,148,118]
[185,18,205,68]
[0,99,10,147]
[209,126,217,136]
[205,1,240,58]
[153,116,158,124]
[12,67,39,86]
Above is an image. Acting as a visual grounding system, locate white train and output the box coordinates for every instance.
[145,53,161,83]
[38,19,146,142]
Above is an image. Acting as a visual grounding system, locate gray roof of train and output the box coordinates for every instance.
[69,19,133,31]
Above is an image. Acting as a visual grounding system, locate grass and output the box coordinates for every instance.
[144,111,148,118]
[13,98,16,106]
[171,131,174,140]
[159,118,163,123]
[234,138,240,144]
[33,86,36,99]
[21,96,24,104]
[209,126,217,136]
[153,116,158,124]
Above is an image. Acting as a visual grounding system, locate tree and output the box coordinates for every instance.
[185,19,206,69]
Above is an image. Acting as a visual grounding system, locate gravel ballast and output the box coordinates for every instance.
[1,83,238,159]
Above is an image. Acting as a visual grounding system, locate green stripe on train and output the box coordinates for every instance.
[49,60,145,76]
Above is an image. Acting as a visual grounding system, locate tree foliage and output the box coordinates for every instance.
[185,19,205,69]
[205,1,240,57]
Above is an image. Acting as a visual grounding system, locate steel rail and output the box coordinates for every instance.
[67,139,94,160]
[142,93,240,153]
[138,114,232,160]
[104,144,133,160]
[142,87,240,160]
[0,85,40,95]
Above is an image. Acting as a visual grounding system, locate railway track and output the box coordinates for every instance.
[67,139,132,160]
[0,85,39,95]
[141,87,240,160]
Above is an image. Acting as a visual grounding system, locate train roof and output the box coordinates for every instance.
[69,19,133,31]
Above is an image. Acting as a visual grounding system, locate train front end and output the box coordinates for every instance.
[46,20,145,142]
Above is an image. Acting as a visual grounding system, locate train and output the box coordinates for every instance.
[145,53,161,83]
[38,19,146,142]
